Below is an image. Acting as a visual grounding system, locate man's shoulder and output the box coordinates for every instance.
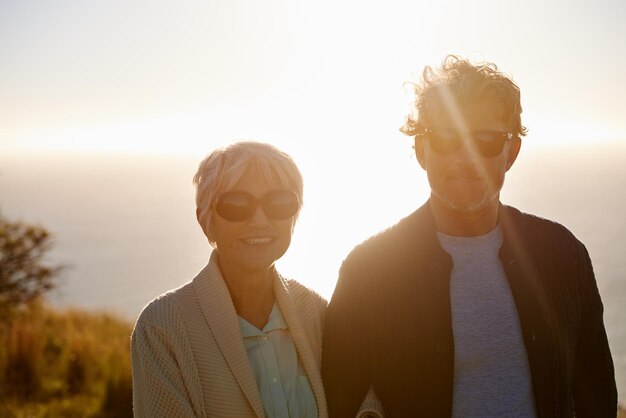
[501,205,586,257]
[343,205,431,268]
[502,205,580,240]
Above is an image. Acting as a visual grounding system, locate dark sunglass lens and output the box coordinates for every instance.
[473,131,507,157]
[429,131,462,155]
[216,192,255,221]
[262,191,299,220]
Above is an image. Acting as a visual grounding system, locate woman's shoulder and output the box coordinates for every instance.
[132,281,195,334]
[280,277,328,316]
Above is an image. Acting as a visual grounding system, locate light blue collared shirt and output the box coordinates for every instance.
[239,303,317,418]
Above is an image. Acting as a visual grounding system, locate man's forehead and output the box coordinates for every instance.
[423,97,506,128]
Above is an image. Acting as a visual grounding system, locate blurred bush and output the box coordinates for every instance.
[0,213,63,316]
[0,301,133,417]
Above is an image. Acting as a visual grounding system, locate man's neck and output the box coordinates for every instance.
[429,195,500,237]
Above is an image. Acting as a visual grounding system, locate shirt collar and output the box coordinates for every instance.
[238,302,288,337]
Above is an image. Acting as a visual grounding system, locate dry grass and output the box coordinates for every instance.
[0,301,133,418]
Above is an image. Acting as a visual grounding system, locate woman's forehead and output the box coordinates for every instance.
[224,165,287,193]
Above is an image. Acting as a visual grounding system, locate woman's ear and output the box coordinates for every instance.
[196,207,211,241]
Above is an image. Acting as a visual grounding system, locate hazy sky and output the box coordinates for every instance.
[1,0,625,156]
[2,3,625,397]
[2,1,625,286]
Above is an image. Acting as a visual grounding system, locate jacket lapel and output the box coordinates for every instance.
[193,252,265,418]
[274,275,328,418]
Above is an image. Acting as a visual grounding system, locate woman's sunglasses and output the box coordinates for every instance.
[418,128,516,158]
[215,190,299,222]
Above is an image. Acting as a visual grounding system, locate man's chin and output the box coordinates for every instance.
[443,200,486,213]
[434,192,497,214]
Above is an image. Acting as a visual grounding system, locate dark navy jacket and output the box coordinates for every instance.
[322,202,616,418]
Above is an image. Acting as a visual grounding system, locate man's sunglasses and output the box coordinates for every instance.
[215,190,299,222]
[418,128,516,158]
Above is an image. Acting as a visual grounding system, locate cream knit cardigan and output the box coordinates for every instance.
[131,251,329,417]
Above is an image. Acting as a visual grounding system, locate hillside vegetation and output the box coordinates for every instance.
[0,302,133,418]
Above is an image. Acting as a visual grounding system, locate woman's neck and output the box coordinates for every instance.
[218,257,276,330]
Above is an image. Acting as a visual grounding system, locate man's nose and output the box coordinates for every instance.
[457,135,480,160]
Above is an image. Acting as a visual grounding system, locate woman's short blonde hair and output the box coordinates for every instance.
[193,141,304,246]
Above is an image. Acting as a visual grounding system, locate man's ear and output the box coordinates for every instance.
[414,137,427,169]
[505,137,522,171]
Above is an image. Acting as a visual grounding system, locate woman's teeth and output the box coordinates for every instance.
[242,237,273,245]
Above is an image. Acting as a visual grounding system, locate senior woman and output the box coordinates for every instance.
[131,141,328,417]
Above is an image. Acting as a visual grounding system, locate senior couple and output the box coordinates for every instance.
[130,56,617,417]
